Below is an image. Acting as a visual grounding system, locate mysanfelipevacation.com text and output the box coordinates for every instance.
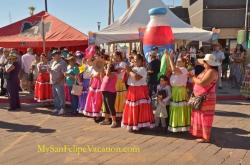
[37,144,141,155]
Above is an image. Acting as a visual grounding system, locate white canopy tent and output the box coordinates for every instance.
[95,0,212,44]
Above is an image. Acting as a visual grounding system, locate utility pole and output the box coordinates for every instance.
[45,0,48,12]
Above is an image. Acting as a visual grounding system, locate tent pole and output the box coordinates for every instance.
[42,16,46,54]
[129,42,132,54]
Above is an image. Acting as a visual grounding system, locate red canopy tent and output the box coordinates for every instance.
[0,11,88,52]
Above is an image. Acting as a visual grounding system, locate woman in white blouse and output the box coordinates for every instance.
[122,54,155,132]
[167,54,191,132]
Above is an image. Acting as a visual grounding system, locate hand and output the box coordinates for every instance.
[64,72,68,77]
[125,65,132,73]
[188,71,195,77]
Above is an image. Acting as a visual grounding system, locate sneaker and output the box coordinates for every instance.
[52,109,58,113]
[99,120,111,125]
[110,122,117,128]
[58,108,65,115]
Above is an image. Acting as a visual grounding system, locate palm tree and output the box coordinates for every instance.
[108,0,112,25]
[28,6,35,16]
[108,0,115,25]
[127,0,131,9]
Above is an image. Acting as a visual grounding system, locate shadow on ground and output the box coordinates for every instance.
[0,121,56,133]
[215,110,250,118]
[211,127,250,150]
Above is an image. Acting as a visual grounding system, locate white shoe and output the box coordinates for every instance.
[52,109,58,113]
[58,108,65,115]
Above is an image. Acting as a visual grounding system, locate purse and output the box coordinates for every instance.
[188,83,216,110]
[71,81,83,96]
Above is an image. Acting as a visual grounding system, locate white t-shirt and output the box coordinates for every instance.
[0,54,7,65]
[115,61,127,69]
[21,53,35,73]
[127,67,147,86]
[170,67,188,87]
[83,65,93,79]
[212,51,225,65]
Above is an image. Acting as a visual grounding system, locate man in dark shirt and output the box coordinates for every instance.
[222,47,230,79]
[148,52,161,96]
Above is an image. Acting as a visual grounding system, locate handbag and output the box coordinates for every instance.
[188,83,216,110]
[71,81,83,96]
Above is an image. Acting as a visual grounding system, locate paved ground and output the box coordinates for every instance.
[0,99,250,165]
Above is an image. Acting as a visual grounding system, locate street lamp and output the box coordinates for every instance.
[45,0,48,12]
[97,22,101,31]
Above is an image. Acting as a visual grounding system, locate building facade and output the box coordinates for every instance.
[182,0,249,49]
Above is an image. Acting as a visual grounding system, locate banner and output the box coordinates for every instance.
[88,31,96,45]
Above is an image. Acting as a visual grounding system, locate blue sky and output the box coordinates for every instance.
[0,0,181,34]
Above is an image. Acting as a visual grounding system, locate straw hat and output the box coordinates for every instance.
[65,53,75,61]
[51,50,60,56]
[8,52,18,59]
[198,54,220,67]
[93,59,105,73]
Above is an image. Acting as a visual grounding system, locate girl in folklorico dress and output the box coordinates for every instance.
[64,54,80,115]
[78,58,93,113]
[189,54,219,143]
[168,54,191,132]
[230,44,245,88]
[83,58,103,120]
[156,75,171,125]
[114,51,127,118]
[34,53,53,103]
[99,63,118,128]
[122,54,155,132]
[154,90,168,132]
[241,63,250,99]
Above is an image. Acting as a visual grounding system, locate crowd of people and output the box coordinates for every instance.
[0,43,249,143]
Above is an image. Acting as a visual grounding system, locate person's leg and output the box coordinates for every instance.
[7,81,17,110]
[52,84,59,110]
[13,84,20,108]
[155,116,160,127]
[218,66,222,88]
[166,105,170,126]
[69,86,79,114]
[0,76,6,95]
[161,117,166,128]
[57,84,65,110]
[106,92,117,127]
[99,92,111,125]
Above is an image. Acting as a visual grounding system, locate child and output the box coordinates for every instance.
[157,75,171,124]
[154,90,168,132]
[100,63,118,128]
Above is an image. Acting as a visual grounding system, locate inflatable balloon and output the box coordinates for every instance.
[143,7,174,63]
[85,45,96,59]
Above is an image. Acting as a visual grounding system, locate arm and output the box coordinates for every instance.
[193,70,217,87]
[126,65,143,81]
[129,71,142,81]
[163,86,171,103]
[167,52,182,75]
[6,65,15,73]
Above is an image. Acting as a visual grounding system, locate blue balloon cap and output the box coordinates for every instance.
[148,7,167,16]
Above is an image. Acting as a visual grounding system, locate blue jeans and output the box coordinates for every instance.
[52,84,65,110]
[68,86,79,113]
